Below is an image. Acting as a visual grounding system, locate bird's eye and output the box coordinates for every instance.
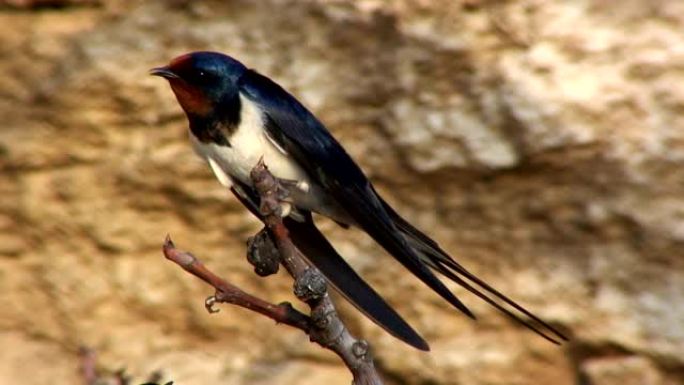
[191,69,214,85]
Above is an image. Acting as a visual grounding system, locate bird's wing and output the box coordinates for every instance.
[239,70,569,345]
[238,70,474,319]
[229,180,429,350]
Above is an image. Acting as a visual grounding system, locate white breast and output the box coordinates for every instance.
[191,94,306,186]
[190,94,351,224]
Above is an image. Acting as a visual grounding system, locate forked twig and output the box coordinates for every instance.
[162,160,384,385]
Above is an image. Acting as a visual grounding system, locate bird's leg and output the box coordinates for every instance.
[246,228,280,277]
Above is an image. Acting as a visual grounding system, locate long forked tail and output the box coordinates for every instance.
[385,203,568,345]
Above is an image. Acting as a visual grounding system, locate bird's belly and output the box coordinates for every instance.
[194,129,304,186]
[191,131,351,224]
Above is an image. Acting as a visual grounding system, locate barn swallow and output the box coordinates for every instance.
[151,51,567,350]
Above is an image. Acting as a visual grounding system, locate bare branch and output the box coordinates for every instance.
[161,159,385,385]
[162,235,310,331]
[79,347,97,385]
[250,160,384,385]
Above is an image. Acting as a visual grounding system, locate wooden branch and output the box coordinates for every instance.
[79,347,97,385]
[161,159,384,385]
[250,159,384,385]
[163,236,310,332]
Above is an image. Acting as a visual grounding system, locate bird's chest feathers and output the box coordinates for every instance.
[191,95,304,187]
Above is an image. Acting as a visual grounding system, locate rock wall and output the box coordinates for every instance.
[1,1,683,384]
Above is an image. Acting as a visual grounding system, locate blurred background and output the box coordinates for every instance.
[1,0,683,384]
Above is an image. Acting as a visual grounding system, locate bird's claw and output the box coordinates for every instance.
[277,177,309,195]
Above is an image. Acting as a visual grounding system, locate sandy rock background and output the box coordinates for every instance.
[1,0,683,384]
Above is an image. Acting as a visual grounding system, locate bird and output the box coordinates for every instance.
[150,51,568,350]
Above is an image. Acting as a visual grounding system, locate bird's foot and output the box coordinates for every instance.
[278,178,310,194]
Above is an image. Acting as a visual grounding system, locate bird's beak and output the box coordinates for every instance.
[149,66,179,79]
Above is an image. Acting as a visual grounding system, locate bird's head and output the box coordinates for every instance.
[150,51,246,118]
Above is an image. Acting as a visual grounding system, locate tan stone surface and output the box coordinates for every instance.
[1,1,683,384]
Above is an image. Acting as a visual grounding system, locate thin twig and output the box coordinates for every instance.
[79,347,97,385]
[162,236,311,331]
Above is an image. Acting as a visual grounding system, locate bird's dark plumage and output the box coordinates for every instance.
[152,51,568,350]
[239,69,476,318]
